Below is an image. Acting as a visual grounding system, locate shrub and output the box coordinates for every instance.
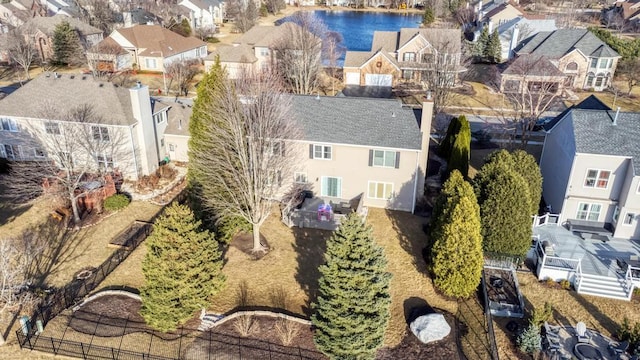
[530,302,553,327]
[216,215,252,244]
[104,194,130,211]
[517,323,542,354]
[275,319,299,346]
[544,277,556,287]
[617,317,640,350]
[234,315,255,337]
[559,279,571,290]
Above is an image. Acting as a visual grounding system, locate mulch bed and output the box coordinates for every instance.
[377,312,462,360]
[69,294,198,340]
[231,232,271,260]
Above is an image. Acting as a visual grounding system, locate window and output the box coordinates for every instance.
[368,181,393,200]
[313,144,332,160]
[260,48,269,57]
[608,58,613,69]
[423,53,435,63]
[1,144,14,159]
[504,79,520,92]
[145,58,157,69]
[584,169,610,188]
[595,74,604,87]
[403,52,416,62]
[160,138,164,147]
[321,177,341,198]
[402,70,414,80]
[565,62,578,71]
[624,213,636,225]
[294,172,308,183]
[599,59,607,69]
[91,126,110,142]
[153,112,166,124]
[613,206,620,223]
[586,73,595,87]
[34,148,45,158]
[96,153,114,171]
[169,144,175,151]
[590,58,598,68]
[1,118,18,132]
[45,122,60,135]
[265,170,281,186]
[371,149,398,168]
[576,203,601,221]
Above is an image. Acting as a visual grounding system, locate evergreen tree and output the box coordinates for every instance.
[477,26,490,62]
[312,213,392,360]
[430,170,483,298]
[447,115,470,178]
[52,21,83,66]
[487,29,502,63]
[439,116,462,159]
[422,6,435,26]
[140,203,225,332]
[511,150,543,215]
[475,154,532,256]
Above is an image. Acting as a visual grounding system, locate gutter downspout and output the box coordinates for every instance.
[411,150,420,214]
[128,124,140,181]
[559,155,577,224]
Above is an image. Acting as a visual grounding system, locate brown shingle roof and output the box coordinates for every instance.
[232,22,304,48]
[23,14,102,36]
[207,44,257,63]
[114,25,206,57]
[398,28,461,53]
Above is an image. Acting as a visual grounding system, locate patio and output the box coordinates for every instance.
[532,220,640,300]
[281,193,367,231]
[543,324,633,360]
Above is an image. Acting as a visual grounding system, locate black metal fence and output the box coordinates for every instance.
[457,279,500,360]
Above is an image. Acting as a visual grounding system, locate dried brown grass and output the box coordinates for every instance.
[275,318,300,346]
[234,314,256,337]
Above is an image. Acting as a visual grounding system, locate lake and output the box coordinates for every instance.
[279,10,422,52]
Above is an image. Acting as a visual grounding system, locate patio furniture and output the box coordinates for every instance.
[608,340,629,356]
[574,343,603,360]
[566,219,614,241]
[575,322,591,343]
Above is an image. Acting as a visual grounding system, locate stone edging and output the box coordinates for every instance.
[72,290,141,312]
[206,310,312,328]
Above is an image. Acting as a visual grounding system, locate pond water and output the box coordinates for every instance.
[279,10,422,52]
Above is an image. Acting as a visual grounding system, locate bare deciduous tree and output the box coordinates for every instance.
[496,55,564,147]
[86,40,124,80]
[189,66,302,252]
[421,41,469,116]
[77,0,119,35]
[226,0,258,33]
[6,103,128,224]
[272,13,326,95]
[617,58,640,95]
[6,27,39,81]
[166,59,201,96]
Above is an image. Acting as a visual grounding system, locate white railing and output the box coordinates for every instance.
[575,261,583,293]
[625,266,638,300]
[531,213,561,229]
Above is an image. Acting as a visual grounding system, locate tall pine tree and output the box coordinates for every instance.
[511,150,543,215]
[477,26,490,62]
[430,170,483,298]
[312,213,391,360]
[475,153,532,256]
[447,115,471,178]
[52,21,83,66]
[487,29,502,63]
[140,203,225,332]
[439,116,462,159]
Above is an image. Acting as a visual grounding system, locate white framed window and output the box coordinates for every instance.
[34,148,45,158]
[590,58,597,68]
[44,122,60,135]
[169,144,175,151]
[313,144,332,160]
[265,169,281,187]
[584,169,610,188]
[260,48,269,57]
[3,144,15,159]
[1,118,18,132]
[145,58,157,69]
[371,149,398,168]
[402,52,416,62]
[153,112,166,124]
[321,176,341,198]
[368,181,393,200]
[613,206,620,223]
[91,126,110,142]
[96,153,114,171]
[294,172,308,183]
[623,213,636,225]
[576,202,602,221]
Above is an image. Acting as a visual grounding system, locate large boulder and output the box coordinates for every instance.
[410,313,451,344]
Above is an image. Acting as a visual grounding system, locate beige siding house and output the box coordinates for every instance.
[343,28,463,88]
[0,74,178,180]
[540,101,640,240]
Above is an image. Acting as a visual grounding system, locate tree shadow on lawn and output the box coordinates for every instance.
[292,227,331,317]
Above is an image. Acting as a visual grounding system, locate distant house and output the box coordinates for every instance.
[20,14,103,62]
[510,29,620,92]
[603,0,640,29]
[494,17,557,61]
[205,22,313,79]
[121,8,161,27]
[179,0,224,30]
[499,54,566,95]
[343,28,463,87]
[540,96,640,240]
[88,25,208,72]
[0,0,47,28]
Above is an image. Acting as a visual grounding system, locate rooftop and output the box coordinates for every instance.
[516,29,619,59]
[23,14,102,36]
[112,25,206,57]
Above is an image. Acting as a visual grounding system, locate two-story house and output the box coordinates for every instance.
[0,74,177,180]
[88,25,208,72]
[343,28,464,88]
[204,22,309,79]
[540,101,640,240]
[179,0,224,31]
[512,29,620,91]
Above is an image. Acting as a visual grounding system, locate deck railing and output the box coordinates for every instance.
[532,213,561,229]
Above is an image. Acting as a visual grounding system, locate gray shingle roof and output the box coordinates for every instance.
[291,95,421,150]
[502,54,564,76]
[208,44,257,63]
[0,74,136,126]
[565,109,640,175]
[516,29,619,59]
[157,98,192,137]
